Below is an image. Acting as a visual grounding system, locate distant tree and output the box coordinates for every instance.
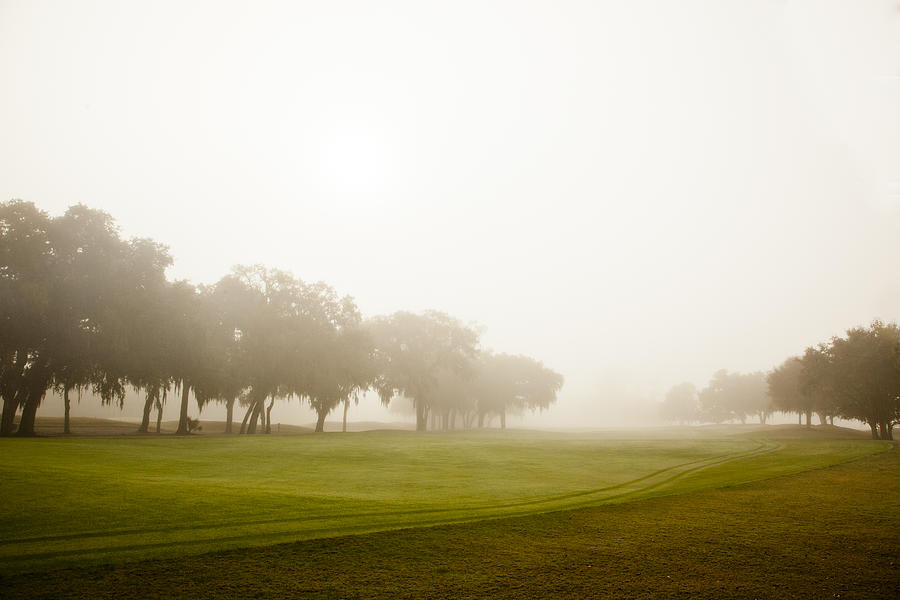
[192,282,246,434]
[218,266,362,434]
[474,353,563,430]
[1,201,143,436]
[827,321,900,440]
[767,357,807,425]
[215,266,290,435]
[369,311,480,432]
[118,237,174,433]
[165,281,211,436]
[660,382,699,424]
[699,370,770,425]
[732,372,770,425]
[430,367,477,430]
[698,370,734,424]
[304,307,375,433]
[52,207,168,433]
[798,345,838,426]
[0,201,56,436]
[127,270,176,433]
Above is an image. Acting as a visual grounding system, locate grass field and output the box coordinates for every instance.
[2,439,896,599]
[0,423,888,578]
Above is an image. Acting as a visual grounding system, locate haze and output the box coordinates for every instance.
[2,0,898,428]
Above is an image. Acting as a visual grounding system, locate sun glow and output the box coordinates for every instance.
[321,127,389,198]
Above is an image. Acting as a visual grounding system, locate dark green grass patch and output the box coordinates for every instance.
[1,439,897,598]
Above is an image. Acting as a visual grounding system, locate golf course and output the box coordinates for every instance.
[1,422,897,598]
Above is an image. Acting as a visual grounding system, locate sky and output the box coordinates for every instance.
[1,0,899,427]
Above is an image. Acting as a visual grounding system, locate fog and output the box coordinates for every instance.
[2,0,898,428]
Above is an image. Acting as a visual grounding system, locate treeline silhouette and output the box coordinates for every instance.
[661,321,900,439]
[0,201,563,437]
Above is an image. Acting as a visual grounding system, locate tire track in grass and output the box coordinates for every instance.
[1,440,784,570]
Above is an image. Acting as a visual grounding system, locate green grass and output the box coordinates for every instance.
[0,429,896,599]
[0,426,887,575]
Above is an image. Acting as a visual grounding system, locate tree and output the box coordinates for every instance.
[305,324,375,433]
[50,205,147,433]
[699,370,770,425]
[473,353,563,429]
[698,370,735,424]
[660,382,699,424]
[0,200,55,435]
[217,266,357,435]
[164,281,214,436]
[429,367,477,430]
[732,372,770,425]
[768,357,807,424]
[369,311,480,431]
[192,280,246,434]
[1,202,138,435]
[798,345,838,426]
[827,321,900,440]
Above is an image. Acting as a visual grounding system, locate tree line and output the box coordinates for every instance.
[0,201,563,437]
[660,321,900,440]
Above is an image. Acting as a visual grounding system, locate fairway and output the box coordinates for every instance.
[0,428,887,573]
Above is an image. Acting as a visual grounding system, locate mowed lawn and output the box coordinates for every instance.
[0,427,888,575]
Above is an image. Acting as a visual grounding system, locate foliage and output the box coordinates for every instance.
[698,370,769,424]
[473,353,563,429]
[660,382,699,424]
[1,200,561,435]
[768,321,900,439]
[368,311,480,431]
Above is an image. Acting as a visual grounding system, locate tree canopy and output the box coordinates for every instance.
[1,200,562,435]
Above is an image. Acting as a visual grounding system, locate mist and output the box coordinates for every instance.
[2,0,898,429]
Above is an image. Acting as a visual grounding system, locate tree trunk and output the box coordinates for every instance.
[63,386,71,434]
[138,393,154,433]
[879,420,891,440]
[415,401,427,432]
[798,413,801,425]
[1,350,27,435]
[247,398,262,434]
[0,395,17,436]
[239,403,252,434]
[315,409,327,433]
[450,410,456,430]
[342,399,349,433]
[869,420,879,439]
[817,412,828,426]
[478,412,485,428]
[225,398,235,434]
[175,379,190,435]
[254,400,264,433]
[804,411,811,427]
[16,389,42,437]
[829,415,834,426]
[265,397,274,434]
[500,409,506,430]
[155,397,163,433]
[15,362,49,437]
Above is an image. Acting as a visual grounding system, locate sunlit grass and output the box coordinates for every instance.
[0,427,888,572]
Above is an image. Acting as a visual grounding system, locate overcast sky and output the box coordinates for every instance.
[2,0,898,427]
